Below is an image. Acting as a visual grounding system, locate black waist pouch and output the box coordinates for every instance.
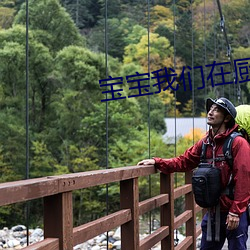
[192,163,221,208]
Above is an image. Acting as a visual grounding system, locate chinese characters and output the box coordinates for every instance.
[99,58,250,102]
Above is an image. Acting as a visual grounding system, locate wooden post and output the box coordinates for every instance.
[161,173,174,250]
[44,192,73,250]
[120,178,139,250]
[185,171,196,250]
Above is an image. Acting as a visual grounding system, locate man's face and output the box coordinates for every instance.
[207,104,226,127]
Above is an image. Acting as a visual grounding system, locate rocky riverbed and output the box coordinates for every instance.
[0,225,43,249]
[0,225,188,249]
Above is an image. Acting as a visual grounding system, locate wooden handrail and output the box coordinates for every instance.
[0,165,203,250]
[23,238,59,250]
[0,165,156,206]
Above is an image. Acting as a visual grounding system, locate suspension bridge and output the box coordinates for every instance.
[0,0,248,249]
[0,165,203,249]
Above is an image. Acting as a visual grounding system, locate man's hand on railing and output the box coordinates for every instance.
[137,159,155,166]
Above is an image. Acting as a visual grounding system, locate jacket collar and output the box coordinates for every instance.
[206,124,239,143]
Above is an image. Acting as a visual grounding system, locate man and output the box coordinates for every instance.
[138,97,250,250]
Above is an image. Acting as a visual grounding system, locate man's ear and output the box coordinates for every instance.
[224,114,232,123]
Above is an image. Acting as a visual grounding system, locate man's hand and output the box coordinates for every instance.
[137,159,155,166]
[226,213,240,230]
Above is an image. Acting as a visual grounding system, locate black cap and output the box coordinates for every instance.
[206,97,237,119]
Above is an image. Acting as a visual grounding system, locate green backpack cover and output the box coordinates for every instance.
[235,105,250,140]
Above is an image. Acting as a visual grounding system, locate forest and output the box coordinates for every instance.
[0,0,249,228]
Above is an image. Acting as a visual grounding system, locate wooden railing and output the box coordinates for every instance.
[0,165,204,250]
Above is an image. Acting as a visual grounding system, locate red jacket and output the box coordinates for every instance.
[154,124,250,216]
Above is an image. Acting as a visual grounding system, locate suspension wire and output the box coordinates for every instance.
[172,0,177,185]
[203,0,207,98]
[25,0,30,245]
[203,0,210,134]
[25,0,29,184]
[104,0,109,247]
[173,0,179,245]
[147,0,152,234]
[191,0,195,145]
[215,3,225,98]
[213,0,217,96]
[215,0,242,104]
[76,0,79,27]
[173,0,177,158]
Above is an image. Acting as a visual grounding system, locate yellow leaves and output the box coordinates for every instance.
[124,32,173,72]
[184,128,205,142]
[0,7,15,29]
[225,0,248,8]
[182,99,193,116]
[234,46,250,59]
[158,90,181,117]
[193,0,216,33]
[150,5,174,32]
[158,89,175,104]
[156,19,174,30]
[200,112,207,118]
[124,29,185,114]
[152,5,172,18]
[194,0,249,36]
[176,128,205,156]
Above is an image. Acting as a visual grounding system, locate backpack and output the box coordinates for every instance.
[192,132,241,208]
[235,105,250,142]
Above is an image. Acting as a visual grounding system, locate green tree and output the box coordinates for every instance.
[48,46,106,155]
[61,0,101,29]
[0,7,15,29]
[150,5,174,32]
[30,141,57,177]
[0,39,27,180]
[14,0,84,52]
[0,25,56,133]
[233,46,250,103]
[87,17,138,60]
[124,32,174,72]
[0,112,26,180]
[105,127,174,214]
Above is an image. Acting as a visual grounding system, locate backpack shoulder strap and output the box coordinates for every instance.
[200,141,208,162]
[223,132,242,169]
